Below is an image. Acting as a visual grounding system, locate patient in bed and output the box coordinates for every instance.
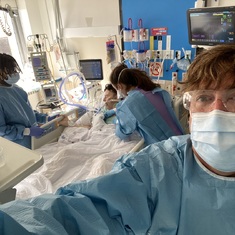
[58,83,118,128]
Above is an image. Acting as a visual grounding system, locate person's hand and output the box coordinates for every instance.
[47,114,59,122]
[34,110,47,124]
[58,115,69,126]
[104,109,116,119]
[29,126,45,137]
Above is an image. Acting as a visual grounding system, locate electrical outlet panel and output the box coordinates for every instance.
[185,50,191,59]
[158,79,183,96]
[153,50,163,59]
[166,84,172,94]
[162,50,174,59]
[172,72,178,96]
[151,50,175,60]
[211,0,219,6]
[174,83,183,96]
[172,72,178,79]
[175,50,181,60]
[164,80,172,94]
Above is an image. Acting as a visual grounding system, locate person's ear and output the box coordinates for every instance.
[117,84,122,90]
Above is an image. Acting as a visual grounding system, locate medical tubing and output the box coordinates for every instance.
[59,72,88,110]
[59,72,87,105]
[59,84,87,110]
[157,55,166,82]
[70,72,87,101]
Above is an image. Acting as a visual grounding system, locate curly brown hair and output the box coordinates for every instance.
[181,44,235,92]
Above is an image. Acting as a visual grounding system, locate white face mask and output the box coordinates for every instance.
[6,73,20,85]
[191,110,235,172]
[117,90,126,99]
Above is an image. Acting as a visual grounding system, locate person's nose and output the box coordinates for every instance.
[211,98,228,111]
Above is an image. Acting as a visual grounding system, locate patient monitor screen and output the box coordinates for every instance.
[79,59,103,81]
[187,6,235,46]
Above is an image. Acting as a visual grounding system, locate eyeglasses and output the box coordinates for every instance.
[183,89,235,112]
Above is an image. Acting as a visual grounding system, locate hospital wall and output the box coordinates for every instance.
[15,0,235,108]
[121,0,235,82]
[121,0,235,97]
[18,0,196,84]
[121,0,195,82]
[17,0,121,89]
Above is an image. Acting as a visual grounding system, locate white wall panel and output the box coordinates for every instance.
[59,0,120,28]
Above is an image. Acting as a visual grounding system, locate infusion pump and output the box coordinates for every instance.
[41,83,59,104]
[30,51,60,105]
[31,52,51,82]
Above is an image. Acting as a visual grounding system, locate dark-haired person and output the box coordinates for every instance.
[109,65,183,145]
[102,83,118,124]
[0,53,44,148]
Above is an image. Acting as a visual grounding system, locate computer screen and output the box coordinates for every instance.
[187,6,235,46]
[79,59,103,81]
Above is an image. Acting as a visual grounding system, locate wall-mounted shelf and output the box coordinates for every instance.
[63,25,121,38]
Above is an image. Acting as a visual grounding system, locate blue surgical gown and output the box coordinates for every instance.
[1,134,235,234]
[103,107,117,124]
[0,84,37,148]
[115,87,183,145]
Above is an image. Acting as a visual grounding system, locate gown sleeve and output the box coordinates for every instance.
[115,101,137,140]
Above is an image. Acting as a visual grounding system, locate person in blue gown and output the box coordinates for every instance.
[0,53,44,149]
[109,64,184,145]
[1,44,235,234]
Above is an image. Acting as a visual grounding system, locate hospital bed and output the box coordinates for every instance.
[31,108,79,150]
[1,93,185,203]
[14,111,144,200]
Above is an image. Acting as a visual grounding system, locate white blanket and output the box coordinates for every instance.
[14,114,142,199]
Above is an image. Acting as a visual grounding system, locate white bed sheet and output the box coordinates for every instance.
[14,114,142,200]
